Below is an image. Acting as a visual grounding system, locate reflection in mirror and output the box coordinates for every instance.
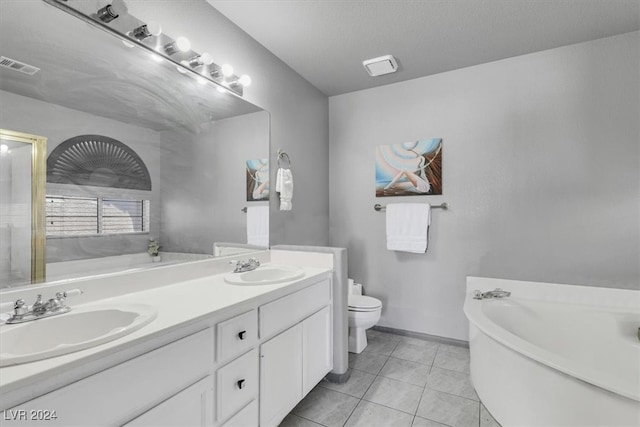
[0,1,269,288]
[0,129,47,287]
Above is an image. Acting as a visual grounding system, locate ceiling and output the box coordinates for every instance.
[208,0,640,96]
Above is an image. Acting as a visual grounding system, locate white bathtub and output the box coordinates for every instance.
[46,252,213,282]
[464,277,640,427]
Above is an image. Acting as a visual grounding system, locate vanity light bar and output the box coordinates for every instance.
[45,0,250,97]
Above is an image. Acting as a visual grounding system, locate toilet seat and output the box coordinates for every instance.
[348,295,382,312]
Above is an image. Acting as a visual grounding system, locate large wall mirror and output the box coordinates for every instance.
[0,0,270,288]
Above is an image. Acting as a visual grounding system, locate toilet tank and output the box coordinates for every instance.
[348,278,363,295]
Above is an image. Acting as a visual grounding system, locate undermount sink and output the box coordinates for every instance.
[0,304,157,367]
[224,265,305,285]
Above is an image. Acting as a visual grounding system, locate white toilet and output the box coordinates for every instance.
[348,280,382,353]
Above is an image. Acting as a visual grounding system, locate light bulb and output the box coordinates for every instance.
[221,63,234,77]
[199,53,213,65]
[146,22,162,36]
[188,53,213,68]
[175,37,191,52]
[238,74,252,87]
[164,37,191,55]
[0,144,8,153]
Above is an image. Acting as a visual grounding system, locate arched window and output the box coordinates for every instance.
[47,134,151,190]
[45,135,151,236]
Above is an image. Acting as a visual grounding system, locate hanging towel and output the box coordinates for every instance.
[386,203,431,253]
[246,205,269,247]
[276,167,293,211]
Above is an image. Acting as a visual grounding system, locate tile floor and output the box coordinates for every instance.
[279,330,502,427]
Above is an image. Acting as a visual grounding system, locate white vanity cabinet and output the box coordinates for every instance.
[2,329,214,426]
[2,273,334,427]
[259,280,333,427]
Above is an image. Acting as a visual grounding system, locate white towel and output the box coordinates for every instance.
[386,203,431,253]
[276,167,293,211]
[246,205,269,247]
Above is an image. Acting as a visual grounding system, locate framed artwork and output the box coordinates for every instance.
[246,158,269,201]
[375,139,442,197]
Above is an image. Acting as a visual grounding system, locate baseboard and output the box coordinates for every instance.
[372,325,469,348]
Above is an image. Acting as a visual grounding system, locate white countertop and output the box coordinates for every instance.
[0,263,332,409]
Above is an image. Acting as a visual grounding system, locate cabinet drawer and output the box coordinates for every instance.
[216,309,257,363]
[260,279,331,339]
[221,400,258,427]
[4,329,213,426]
[217,349,258,423]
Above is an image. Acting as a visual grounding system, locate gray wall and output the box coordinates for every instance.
[0,90,162,262]
[129,0,330,247]
[329,32,639,340]
[160,111,269,253]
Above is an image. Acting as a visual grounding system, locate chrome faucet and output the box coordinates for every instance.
[472,288,511,300]
[5,290,81,324]
[230,258,260,273]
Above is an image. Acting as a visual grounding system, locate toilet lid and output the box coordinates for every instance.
[348,295,382,310]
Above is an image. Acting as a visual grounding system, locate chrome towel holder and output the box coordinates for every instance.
[277,148,291,169]
[374,202,449,211]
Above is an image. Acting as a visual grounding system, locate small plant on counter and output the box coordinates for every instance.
[147,238,161,261]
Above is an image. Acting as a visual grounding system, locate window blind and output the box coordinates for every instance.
[46,196,150,236]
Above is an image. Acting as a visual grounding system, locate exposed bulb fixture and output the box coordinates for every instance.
[163,37,191,55]
[96,3,125,23]
[187,53,213,68]
[238,74,252,87]
[0,144,8,153]
[210,63,234,79]
[130,22,162,40]
[228,74,252,88]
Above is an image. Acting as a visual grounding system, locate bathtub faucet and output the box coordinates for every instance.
[472,288,511,300]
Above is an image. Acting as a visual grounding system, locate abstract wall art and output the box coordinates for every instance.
[375,139,442,197]
[246,158,269,201]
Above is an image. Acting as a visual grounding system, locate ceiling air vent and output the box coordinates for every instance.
[362,55,398,77]
[0,56,40,76]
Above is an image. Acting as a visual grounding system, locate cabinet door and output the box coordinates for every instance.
[259,324,303,427]
[302,305,333,396]
[124,376,214,427]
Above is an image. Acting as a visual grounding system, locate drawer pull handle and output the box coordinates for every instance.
[237,379,246,389]
[238,330,247,340]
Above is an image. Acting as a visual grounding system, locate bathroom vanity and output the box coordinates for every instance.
[0,251,336,427]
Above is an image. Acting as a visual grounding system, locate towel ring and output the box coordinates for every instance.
[277,149,291,169]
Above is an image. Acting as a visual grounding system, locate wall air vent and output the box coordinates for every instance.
[0,56,40,75]
[362,54,398,77]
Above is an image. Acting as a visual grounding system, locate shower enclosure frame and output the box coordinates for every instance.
[1,128,47,284]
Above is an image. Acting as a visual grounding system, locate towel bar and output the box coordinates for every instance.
[374,203,448,211]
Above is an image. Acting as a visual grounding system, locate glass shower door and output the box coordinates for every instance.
[0,129,46,287]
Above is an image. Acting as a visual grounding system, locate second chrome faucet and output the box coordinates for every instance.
[230,258,260,273]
